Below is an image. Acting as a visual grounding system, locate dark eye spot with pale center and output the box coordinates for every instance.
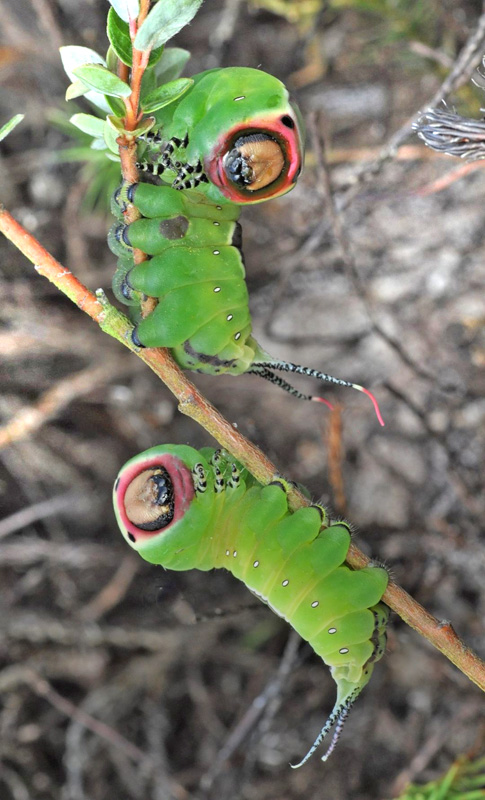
[124,467,174,531]
[223,133,285,191]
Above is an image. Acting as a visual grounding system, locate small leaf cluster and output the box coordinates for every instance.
[60,0,203,160]
[397,756,485,800]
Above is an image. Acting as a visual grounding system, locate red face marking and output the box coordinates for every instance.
[205,112,303,204]
[115,453,195,542]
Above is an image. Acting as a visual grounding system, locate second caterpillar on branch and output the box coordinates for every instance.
[109,67,383,425]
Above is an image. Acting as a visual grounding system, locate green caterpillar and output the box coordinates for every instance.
[113,444,389,766]
[108,66,383,423]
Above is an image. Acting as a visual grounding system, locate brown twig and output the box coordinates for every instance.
[0,493,86,540]
[326,405,346,516]
[414,159,485,196]
[1,612,182,651]
[199,630,302,792]
[78,555,140,621]
[0,361,128,450]
[0,667,150,764]
[339,3,485,205]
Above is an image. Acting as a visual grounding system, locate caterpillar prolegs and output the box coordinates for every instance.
[113,445,389,766]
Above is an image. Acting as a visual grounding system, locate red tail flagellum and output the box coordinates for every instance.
[250,361,385,426]
[352,384,385,427]
[311,396,335,411]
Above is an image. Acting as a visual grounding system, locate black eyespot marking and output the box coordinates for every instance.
[128,532,136,542]
[125,467,175,532]
[114,477,120,491]
[281,115,295,128]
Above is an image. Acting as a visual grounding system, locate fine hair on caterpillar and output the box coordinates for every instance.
[113,444,390,766]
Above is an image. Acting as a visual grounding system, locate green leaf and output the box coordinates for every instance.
[60,46,111,113]
[141,77,193,113]
[108,0,139,23]
[147,44,165,68]
[106,115,126,133]
[104,118,122,154]
[107,8,164,68]
[130,118,156,138]
[103,115,154,140]
[73,64,132,98]
[0,114,24,143]
[65,80,90,101]
[134,0,204,51]
[105,94,126,117]
[91,138,108,151]
[107,7,133,66]
[106,45,119,74]
[153,47,190,83]
[70,113,106,138]
[55,146,104,163]
[60,45,105,80]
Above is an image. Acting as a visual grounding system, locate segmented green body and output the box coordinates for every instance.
[109,182,258,373]
[108,66,384,420]
[108,65,303,374]
[113,445,389,765]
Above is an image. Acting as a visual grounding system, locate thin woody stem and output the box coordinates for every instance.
[124,0,151,129]
[0,203,484,695]
[117,1,154,316]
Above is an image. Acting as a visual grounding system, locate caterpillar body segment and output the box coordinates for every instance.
[113,445,389,765]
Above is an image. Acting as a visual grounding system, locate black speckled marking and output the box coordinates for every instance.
[159,215,189,239]
[183,340,236,368]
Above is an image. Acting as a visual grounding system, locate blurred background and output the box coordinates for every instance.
[1,1,485,798]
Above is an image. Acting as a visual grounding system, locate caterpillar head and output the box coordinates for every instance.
[205,107,304,204]
[113,445,213,568]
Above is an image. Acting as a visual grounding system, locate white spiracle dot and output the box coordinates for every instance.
[253,560,260,568]
[339,647,349,655]
[311,601,319,608]
[213,249,220,255]
[282,579,289,587]
[234,332,241,340]
[233,550,237,557]
[225,550,230,556]
[213,221,220,226]
[216,205,222,210]
[328,627,337,634]
[226,314,233,321]
[213,287,221,293]
[234,96,245,101]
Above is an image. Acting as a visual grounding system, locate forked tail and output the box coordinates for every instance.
[249,359,384,426]
[290,687,360,769]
